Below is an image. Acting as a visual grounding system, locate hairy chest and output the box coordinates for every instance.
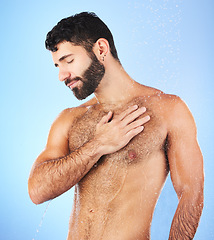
[68,101,167,166]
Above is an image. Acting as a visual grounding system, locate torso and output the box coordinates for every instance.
[67,94,170,240]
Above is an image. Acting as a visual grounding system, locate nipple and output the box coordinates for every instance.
[128,149,137,160]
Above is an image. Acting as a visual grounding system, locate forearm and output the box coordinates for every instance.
[169,191,204,240]
[28,138,104,204]
[28,105,150,204]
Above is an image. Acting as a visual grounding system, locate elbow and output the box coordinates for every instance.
[192,181,204,204]
[195,173,205,206]
[197,182,204,209]
[191,186,204,217]
[188,170,204,204]
[28,179,46,205]
[28,192,43,205]
[182,181,204,210]
[29,195,42,205]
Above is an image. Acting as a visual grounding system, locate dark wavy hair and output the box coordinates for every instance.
[45,12,119,61]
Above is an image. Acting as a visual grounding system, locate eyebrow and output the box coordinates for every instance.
[54,54,73,67]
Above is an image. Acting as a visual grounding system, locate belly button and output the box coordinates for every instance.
[89,209,94,213]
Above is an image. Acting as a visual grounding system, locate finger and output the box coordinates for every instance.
[125,115,150,132]
[118,105,139,121]
[98,111,113,125]
[122,107,147,126]
[125,125,145,139]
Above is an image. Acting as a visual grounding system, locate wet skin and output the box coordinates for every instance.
[28,86,204,239]
[67,94,170,240]
[29,39,204,239]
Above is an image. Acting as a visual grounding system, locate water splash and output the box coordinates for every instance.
[127,0,182,91]
[32,200,52,240]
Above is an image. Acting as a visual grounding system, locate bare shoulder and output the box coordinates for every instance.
[47,98,98,145]
[52,97,98,132]
[51,106,90,137]
[147,90,189,114]
[137,85,182,109]
[137,86,196,131]
[156,93,197,134]
[34,100,96,165]
[160,94,193,119]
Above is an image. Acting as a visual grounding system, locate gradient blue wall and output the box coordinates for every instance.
[0,0,213,239]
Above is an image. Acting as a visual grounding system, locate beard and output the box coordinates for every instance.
[66,52,105,100]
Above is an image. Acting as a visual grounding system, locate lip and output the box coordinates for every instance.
[67,80,79,89]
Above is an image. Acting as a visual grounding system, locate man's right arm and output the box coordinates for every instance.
[28,105,149,205]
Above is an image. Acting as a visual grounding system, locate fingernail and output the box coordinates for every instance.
[145,115,150,120]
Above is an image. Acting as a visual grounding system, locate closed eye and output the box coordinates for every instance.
[67,59,74,64]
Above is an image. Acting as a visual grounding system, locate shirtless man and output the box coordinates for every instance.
[28,12,204,240]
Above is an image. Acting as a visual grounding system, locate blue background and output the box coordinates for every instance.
[0,0,213,239]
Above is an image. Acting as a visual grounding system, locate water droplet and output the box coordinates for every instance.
[32,201,51,240]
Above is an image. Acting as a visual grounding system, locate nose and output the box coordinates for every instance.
[58,68,71,82]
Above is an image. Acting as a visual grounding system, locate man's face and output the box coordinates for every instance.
[52,41,105,100]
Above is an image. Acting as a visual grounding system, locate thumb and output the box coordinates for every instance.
[99,111,113,125]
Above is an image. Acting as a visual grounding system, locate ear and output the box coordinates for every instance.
[93,38,109,61]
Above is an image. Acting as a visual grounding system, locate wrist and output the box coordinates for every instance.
[90,137,106,158]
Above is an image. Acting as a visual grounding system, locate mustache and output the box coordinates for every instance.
[65,77,82,87]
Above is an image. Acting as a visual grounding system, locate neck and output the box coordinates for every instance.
[94,59,141,106]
